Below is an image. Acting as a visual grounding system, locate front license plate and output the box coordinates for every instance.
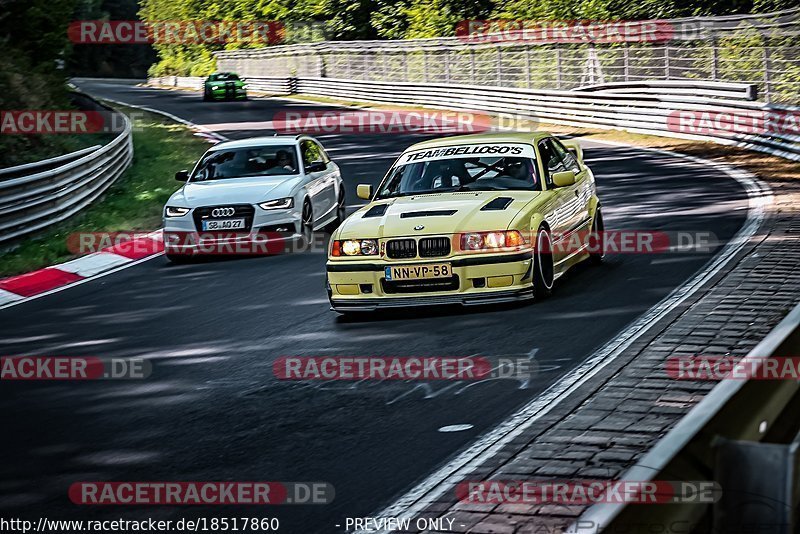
[385,263,452,281]
[202,218,245,231]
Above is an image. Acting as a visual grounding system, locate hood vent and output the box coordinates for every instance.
[363,204,389,218]
[481,197,514,211]
[400,210,457,219]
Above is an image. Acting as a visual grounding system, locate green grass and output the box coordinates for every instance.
[0,106,210,277]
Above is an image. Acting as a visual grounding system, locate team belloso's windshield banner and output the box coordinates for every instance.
[399,143,537,164]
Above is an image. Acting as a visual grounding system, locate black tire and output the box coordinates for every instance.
[300,199,314,248]
[327,188,346,232]
[166,253,191,264]
[533,226,555,299]
[589,207,605,265]
[202,88,211,101]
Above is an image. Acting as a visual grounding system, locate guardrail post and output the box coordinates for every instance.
[444,49,450,84]
[403,50,409,81]
[423,50,428,83]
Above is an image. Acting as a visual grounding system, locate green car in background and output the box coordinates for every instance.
[203,72,248,101]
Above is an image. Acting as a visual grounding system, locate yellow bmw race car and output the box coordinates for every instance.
[326,132,603,313]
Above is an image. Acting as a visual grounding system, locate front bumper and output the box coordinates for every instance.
[327,251,534,312]
[163,209,301,255]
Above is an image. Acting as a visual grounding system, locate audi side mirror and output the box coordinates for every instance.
[552,170,577,187]
[175,170,189,182]
[306,160,326,173]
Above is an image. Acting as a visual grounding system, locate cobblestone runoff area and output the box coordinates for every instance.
[401,162,800,534]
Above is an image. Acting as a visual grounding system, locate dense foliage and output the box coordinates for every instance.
[140,0,799,76]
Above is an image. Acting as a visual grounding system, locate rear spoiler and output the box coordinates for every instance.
[561,139,583,163]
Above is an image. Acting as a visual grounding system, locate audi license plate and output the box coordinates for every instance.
[202,218,245,231]
[385,263,452,281]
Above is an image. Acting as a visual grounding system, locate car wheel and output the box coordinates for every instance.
[203,89,211,101]
[533,226,554,299]
[300,199,314,247]
[166,253,191,264]
[589,207,604,265]
[327,188,346,232]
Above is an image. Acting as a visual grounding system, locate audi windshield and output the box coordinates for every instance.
[190,145,299,181]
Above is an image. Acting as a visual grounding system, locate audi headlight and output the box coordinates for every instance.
[331,239,379,257]
[165,206,190,217]
[259,198,294,210]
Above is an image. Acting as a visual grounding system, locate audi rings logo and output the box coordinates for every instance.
[211,207,235,217]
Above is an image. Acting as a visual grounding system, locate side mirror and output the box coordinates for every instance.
[175,170,189,182]
[552,170,576,187]
[357,184,373,200]
[306,160,326,173]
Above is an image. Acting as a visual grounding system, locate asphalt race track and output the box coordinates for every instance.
[0,80,750,532]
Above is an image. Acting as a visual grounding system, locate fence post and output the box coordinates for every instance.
[665,45,671,80]
[623,43,630,82]
[423,49,428,83]
[470,48,476,81]
[526,46,532,88]
[711,30,719,81]
[445,49,450,83]
[556,47,562,89]
[762,36,772,103]
[496,47,502,86]
[403,50,409,82]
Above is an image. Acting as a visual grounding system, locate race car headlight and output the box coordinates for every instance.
[460,230,526,251]
[259,198,294,210]
[331,239,379,257]
[165,206,190,217]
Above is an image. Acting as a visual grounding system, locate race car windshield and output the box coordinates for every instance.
[376,156,540,199]
[190,146,299,181]
[210,73,240,81]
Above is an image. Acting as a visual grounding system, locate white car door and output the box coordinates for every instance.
[301,139,336,222]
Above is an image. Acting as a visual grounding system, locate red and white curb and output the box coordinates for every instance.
[0,230,164,309]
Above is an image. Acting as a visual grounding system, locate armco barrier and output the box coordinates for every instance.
[293,77,800,161]
[0,101,133,244]
[149,74,800,162]
[148,76,292,94]
[576,302,800,533]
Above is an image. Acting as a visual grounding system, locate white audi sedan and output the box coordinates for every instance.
[162,135,345,261]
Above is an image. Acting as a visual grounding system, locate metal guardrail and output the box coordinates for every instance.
[147,75,800,161]
[0,101,133,244]
[148,76,292,94]
[215,8,800,104]
[576,301,800,533]
[293,77,800,161]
